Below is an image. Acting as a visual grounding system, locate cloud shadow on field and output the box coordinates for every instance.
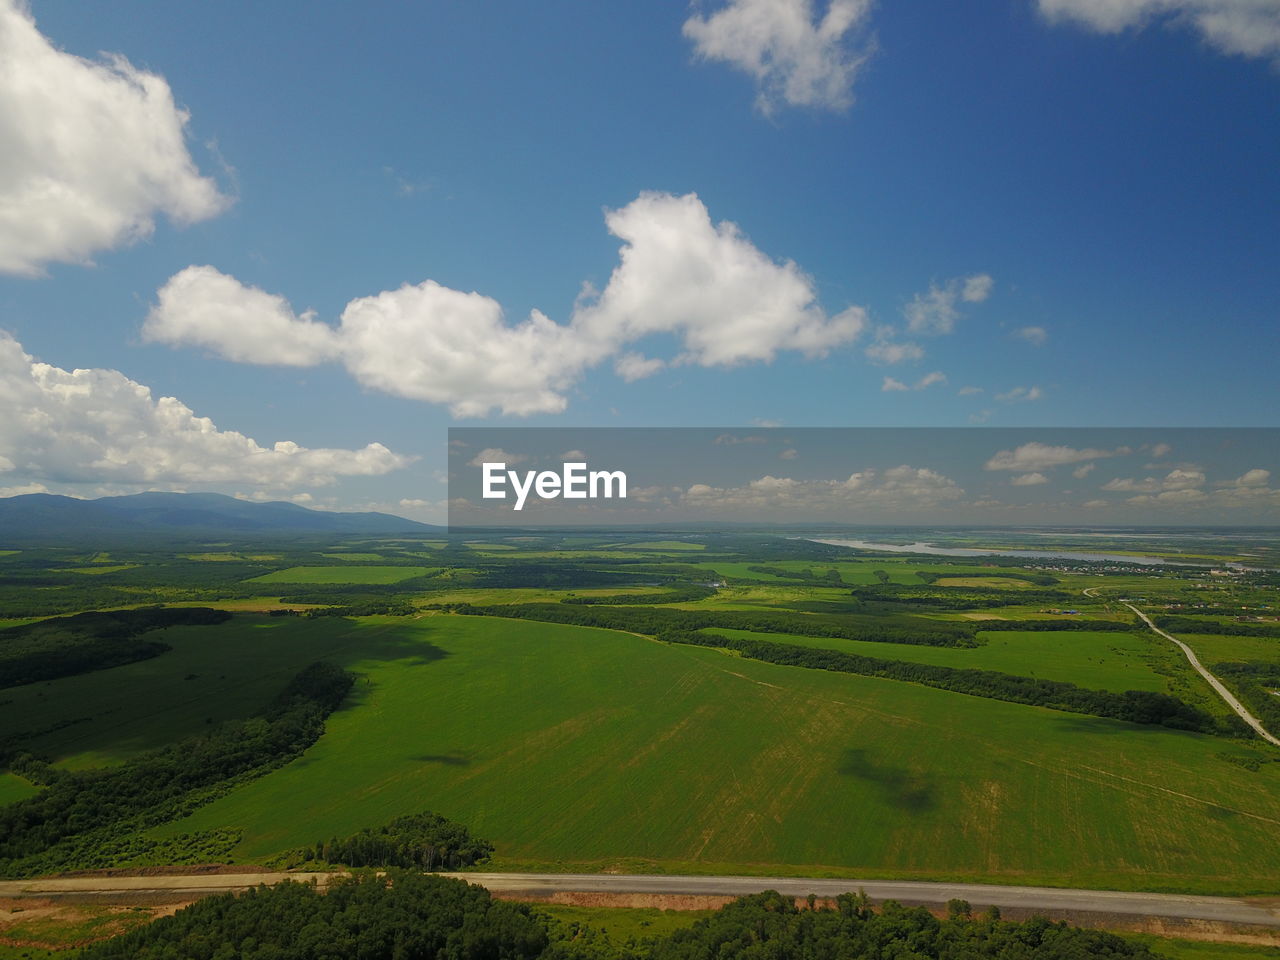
[414,753,472,767]
[837,748,936,812]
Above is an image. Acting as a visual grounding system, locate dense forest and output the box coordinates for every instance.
[1155,615,1280,639]
[79,874,1158,960]
[0,605,231,687]
[1213,660,1280,732]
[0,661,354,876]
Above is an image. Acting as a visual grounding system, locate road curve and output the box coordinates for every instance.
[3,871,1279,928]
[1126,603,1280,747]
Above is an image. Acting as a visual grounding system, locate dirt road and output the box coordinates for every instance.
[1127,603,1280,747]
[3,871,1279,928]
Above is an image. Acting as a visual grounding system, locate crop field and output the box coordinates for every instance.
[245,565,437,584]
[127,611,1280,894]
[3,528,1280,907]
[703,627,1179,694]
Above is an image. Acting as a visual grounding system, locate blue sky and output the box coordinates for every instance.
[0,0,1277,520]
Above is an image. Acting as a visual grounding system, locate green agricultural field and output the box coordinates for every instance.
[701,627,1179,694]
[245,565,437,585]
[141,613,1280,895]
[610,541,707,551]
[321,552,395,562]
[1179,633,1280,668]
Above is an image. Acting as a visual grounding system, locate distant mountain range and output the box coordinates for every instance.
[0,492,438,544]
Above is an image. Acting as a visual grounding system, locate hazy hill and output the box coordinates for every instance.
[0,492,437,544]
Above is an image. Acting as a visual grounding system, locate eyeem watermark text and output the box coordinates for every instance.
[482,462,627,511]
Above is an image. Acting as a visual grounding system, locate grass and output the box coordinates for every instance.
[1180,633,1280,668]
[1131,934,1280,959]
[62,565,138,575]
[245,565,437,584]
[132,614,1280,895]
[701,627,1179,694]
[934,577,1036,589]
[0,772,38,807]
[534,904,712,942]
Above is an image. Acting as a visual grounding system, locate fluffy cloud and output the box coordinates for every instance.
[683,0,874,113]
[146,192,867,417]
[338,283,588,417]
[962,274,994,302]
[614,353,665,382]
[682,464,964,513]
[0,333,408,489]
[1103,468,1205,493]
[1011,472,1050,485]
[904,274,993,335]
[576,192,866,366]
[146,266,340,366]
[1037,0,1280,62]
[0,0,228,275]
[1229,468,1271,487]
[467,448,526,467]
[985,441,1125,471]
[1114,467,1280,512]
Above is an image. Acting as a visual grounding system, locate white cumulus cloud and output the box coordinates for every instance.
[146,266,340,366]
[683,0,874,114]
[0,333,408,490]
[682,464,964,514]
[1011,472,1050,485]
[1037,0,1280,62]
[986,442,1127,471]
[0,0,228,275]
[146,192,867,417]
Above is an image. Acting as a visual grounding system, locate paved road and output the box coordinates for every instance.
[1127,603,1280,747]
[3,872,1279,928]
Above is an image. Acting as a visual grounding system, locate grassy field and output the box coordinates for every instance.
[1180,633,1280,668]
[125,613,1280,895]
[245,565,437,585]
[0,772,38,807]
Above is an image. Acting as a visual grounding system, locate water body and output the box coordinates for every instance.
[807,538,1206,567]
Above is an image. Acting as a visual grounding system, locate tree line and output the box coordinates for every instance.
[455,605,1218,733]
[455,602,982,648]
[298,811,494,871]
[0,661,354,876]
[1156,615,1280,639]
[79,873,1158,960]
[661,630,1219,733]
